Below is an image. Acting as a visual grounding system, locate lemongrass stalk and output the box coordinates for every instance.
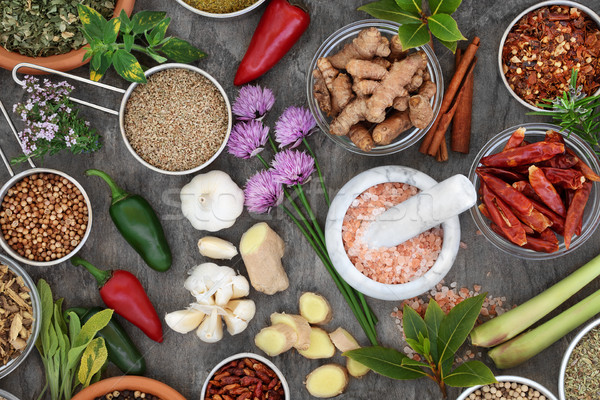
[471,254,600,347]
[489,288,600,369]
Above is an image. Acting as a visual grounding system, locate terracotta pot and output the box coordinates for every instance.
[0,0,136,75]
[71,376,186,400]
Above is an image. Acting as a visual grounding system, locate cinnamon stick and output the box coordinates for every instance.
[451,50,475,154]
[436,139,448,162]
[419,37,480,154]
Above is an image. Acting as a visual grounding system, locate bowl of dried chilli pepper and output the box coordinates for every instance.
[468,123,600,259]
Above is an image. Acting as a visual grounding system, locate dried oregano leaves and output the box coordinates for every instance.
[0,0,115,57]
[0,264,33,366]
[183,0,257,14]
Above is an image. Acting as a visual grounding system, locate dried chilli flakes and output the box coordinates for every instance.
[0,0,115,57]
[502,5,600,106]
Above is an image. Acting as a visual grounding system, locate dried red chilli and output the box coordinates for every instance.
[528,165,567,216]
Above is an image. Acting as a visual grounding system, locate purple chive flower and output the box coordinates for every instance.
[271,149,316,186]
[227,120,270,159]
[244,170,284,214]
[274,106,316,148]
[232,85,275,121]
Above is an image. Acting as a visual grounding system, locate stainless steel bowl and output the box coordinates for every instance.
[498,0,600,112]
[0,389,20,399]
[173,0,267,18]
[457,375,558,400]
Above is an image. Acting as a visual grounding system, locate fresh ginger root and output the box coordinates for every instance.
[330,73,354,113]
[254,323,298,356]
[346,59,388,80]
[298,327,336,359]
[328,27,390,69]
[270,313,312,351]
[372,110,412,145]
[305,364,349,398]
[347,123,374,152]
[329,97,369,136]
[392,96,409,111]
[352,79,380,96]
[372,57,392,69]
[299,292,333,324]
[240,222,288,295]
[313,69,332,116]
[329,327,370,378]
[388,34,407,61]
[409,94,434,129]
[419,80,437,100]
[406,70,424,92]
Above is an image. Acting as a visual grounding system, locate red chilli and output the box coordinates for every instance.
[528,165,566,216]
[564,181,593,249]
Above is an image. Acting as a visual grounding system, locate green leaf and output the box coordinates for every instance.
[403,304,428,343]
[344,346,428,380]
[397,23,430,50]
[437,294,486,372]
[160,37,206,63]
[74,309,113,348]
[103,18,121,44]
[47,323,59,357]
[146,18,170,47]
[428,0,462,15]
[444,361,497,387]
[123,34,134,52]
[427,14,466,42]
[91,52,102,70]
[77,4,107,40]
[424,300,445,363]
[405,338,424,354]
[131,10,167,34]
[112,49,147,83]
[401,357,430,369]
[395,0,421,13]
[119,9,132,34]
[78,337,108,388]
[67,312,81,344]
[437,39,458,53]
[146,48,168,64]
[358,0,422,25]
[36,279,54,342]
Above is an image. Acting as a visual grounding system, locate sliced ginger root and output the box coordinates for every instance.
[329,327,370,378]
[270,312,311,351]
[299,292,332,325]
[348,122,374,152]
[305,364,349,398]
[298,327,335,359]
[254,323,298,356]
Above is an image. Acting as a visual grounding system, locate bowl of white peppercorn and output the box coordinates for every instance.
[456,375,558,400]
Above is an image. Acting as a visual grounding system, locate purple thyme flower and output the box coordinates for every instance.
[244,170,284,214]
[232,85,275,121]
[271,149,316,186]
[227,120,270,159]
[274,106,316,148]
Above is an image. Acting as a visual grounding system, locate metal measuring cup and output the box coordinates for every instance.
[0,100,93,266]
[12,62,233,175]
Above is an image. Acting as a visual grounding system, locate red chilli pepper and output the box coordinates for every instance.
[564,181,593,249]
[480,142,565,168]
[528,165,566,216]
[478,171,534,216]
[540,167,585,190]
[72,256,163,343]
[512,206,552,234]
[503,127,526,150]
[565,149,600,182]
[512,180,543,202]
[537,228,559,245]
[482,184,527,246]
[480,203,534,234]
[544,130,565,144]
[234,0,310,85]
[476,167,524,183]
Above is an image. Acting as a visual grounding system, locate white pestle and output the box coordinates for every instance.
[363,174,477,249]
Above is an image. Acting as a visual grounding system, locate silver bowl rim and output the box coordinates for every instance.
[456,375,558,400]
[497,0,600,112]
[173,0,267,18]
[0,389,20,400]
[0,168,93,267]
[118,63,233,176]
[558,316,600,400]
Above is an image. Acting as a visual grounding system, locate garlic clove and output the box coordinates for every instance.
[196,309,224,343]
[165,309,205,334]
[231,275,250,299]
[215,285,234,306]
[198,237,238,260]
[225,299,256,322]
[223,312,249,336]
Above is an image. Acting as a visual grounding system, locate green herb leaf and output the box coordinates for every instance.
[119,9,133,34]
[444,361,497,387]
[401,357,430,369]
[78,337,108,388]
[358,0,422,25]
[428,0,462,15]
[427,13,466,42]
[131,10,167,34]
[103,18,121,44]
[344,346,428,379]
[74,309,113,348]
[437,38,458,53]
[146,18,171,47]
[405,337,424,354]
[146,48,168,64]
[77,4,108,40]
[395,0,421,13]
[160,37,206,63]
[37,279,53,341]
[403,304,428,343]
[424,300,445,363]
[437,294,486,374]
[67,312,81,345]
[123,34,134,52]
[112,49,147,83]
[397,23,430,50]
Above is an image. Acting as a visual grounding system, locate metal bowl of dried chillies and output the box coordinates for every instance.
[469,123,600,260]
[0,254,41,379]
[498,0,600,111]
[173,0,266,18]
[559,317,600,400]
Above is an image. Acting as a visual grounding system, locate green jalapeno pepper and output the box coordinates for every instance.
[66,307,146,375]
[85,169,172,272]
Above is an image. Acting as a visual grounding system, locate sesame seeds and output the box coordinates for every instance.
[123,68,229,172]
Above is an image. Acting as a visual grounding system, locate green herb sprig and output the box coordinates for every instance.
[529,69,600,155]
[77,6,206,83]
[358,0,466,52]
[35,279,113,400]
[345,294,496,398]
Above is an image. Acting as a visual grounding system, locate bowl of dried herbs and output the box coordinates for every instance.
[0,0,135,74]
[173,0,267,18]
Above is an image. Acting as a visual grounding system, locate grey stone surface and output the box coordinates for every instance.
[1,0,600,399]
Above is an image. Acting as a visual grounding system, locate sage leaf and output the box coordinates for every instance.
[131,10,166,34]
[74,309,113,348]
[119,9,133,34]
[428,0,462,15]
[37,280,53,338]
[160,37,206,63]
[424,300,445,363]
[395,0,421,13]
[103,17,121,44]
[344,346,427,379]
[67,312,81,345]
[78,337,108,388]
[437,294,486,372]
[112,50,147,83]
[437,38,458,53]
[397,23,430,50]
[427,13,466,42]
[358,0,422,25]
[444,361,497,387]
[146,18,171,47]
[77,4,107,40]
[123,34,134,52]
[403,304,428,343]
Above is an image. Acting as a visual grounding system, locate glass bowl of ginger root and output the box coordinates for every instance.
[306,19,444,156]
